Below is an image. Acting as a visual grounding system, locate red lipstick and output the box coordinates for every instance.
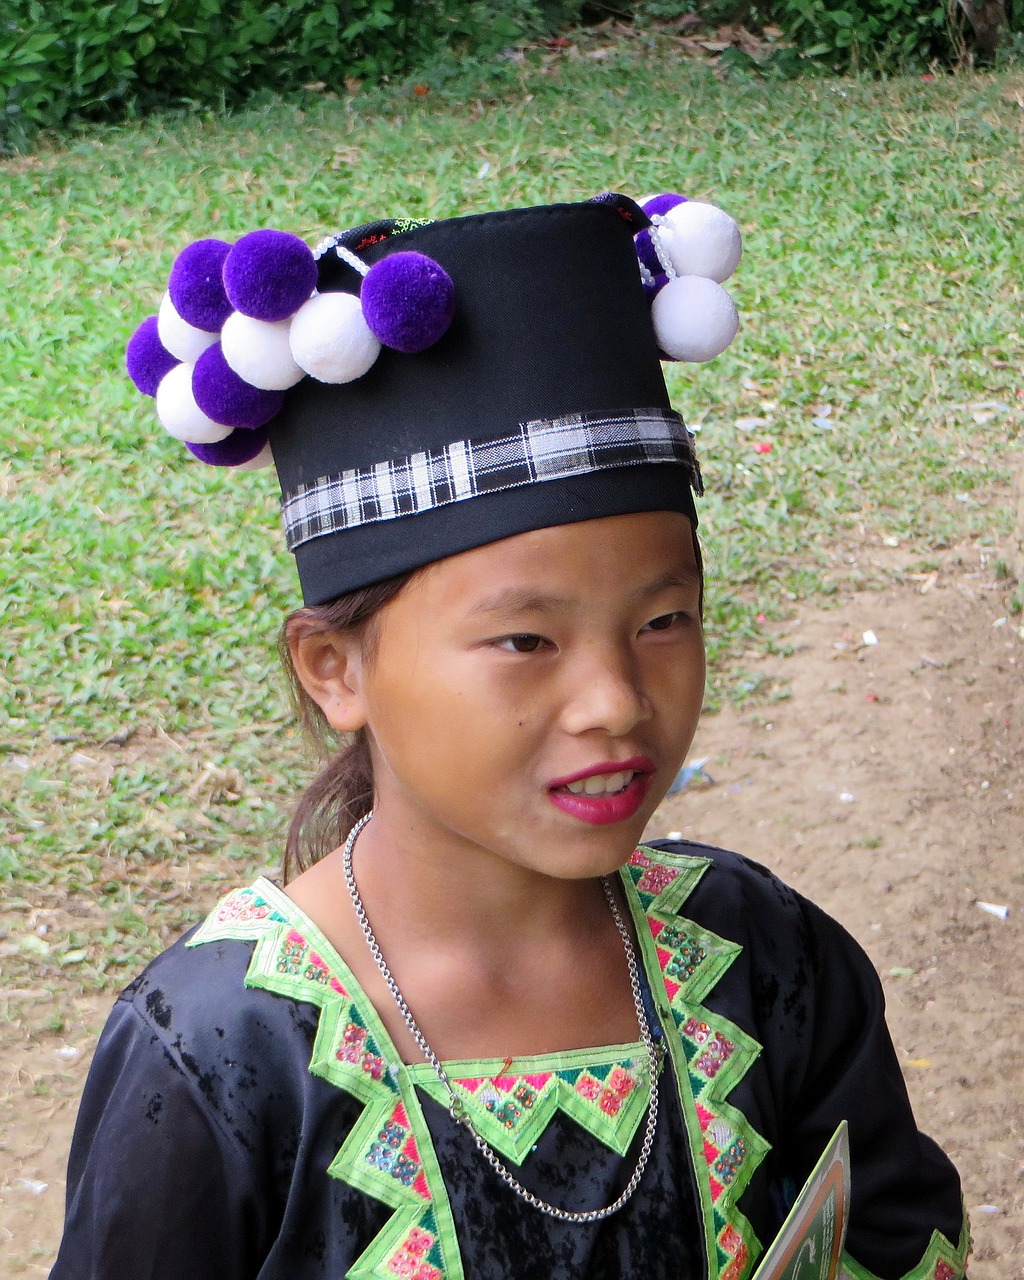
[547,757,655,826]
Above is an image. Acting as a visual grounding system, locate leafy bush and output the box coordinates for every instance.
[766,0,952,69]
[0,0,570,153]
[4,0,1020,153]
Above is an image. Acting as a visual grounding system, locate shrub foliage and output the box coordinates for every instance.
[0,0,565,152]
[2,0,1021,151]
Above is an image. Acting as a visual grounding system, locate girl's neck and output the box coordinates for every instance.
[284,810,642,1062]
[353,809,614,958]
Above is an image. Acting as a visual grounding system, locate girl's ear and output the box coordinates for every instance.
[288,629,368,733]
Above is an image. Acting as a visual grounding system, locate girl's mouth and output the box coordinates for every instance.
[565,769,636,796]
[547,759,655,826]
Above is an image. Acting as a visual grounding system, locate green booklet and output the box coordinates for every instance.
[751,1122,851,1280]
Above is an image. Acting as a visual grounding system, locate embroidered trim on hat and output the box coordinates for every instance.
[281,407,702,550]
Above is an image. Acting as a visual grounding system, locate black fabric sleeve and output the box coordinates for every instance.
[786,896,965,1278]
[51,1000,267,1280]
[649,839,967,1280]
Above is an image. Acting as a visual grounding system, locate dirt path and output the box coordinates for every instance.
[2,544,1021,1276]
[654,542,1024,1276]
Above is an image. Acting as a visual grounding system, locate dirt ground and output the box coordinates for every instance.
[1,541,1021,1277]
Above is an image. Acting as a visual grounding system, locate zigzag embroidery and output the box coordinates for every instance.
[841,1213,971,1280]
[622,845,769,1280]
[407,1042,651,1163]
[188,880,461,1280]
[186,851,968,1280]
[188,849,776,1280]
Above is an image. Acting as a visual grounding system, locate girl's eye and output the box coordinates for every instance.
[641,611,687,634]
[496,633,549,654]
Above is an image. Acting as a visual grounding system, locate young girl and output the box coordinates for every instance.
[53,193,969,1280]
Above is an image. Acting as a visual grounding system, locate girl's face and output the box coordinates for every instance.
[347,510,704,880]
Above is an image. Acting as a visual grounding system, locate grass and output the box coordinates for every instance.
[2,41,1023,1000]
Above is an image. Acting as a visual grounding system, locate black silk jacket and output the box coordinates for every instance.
[51,841,969,1280]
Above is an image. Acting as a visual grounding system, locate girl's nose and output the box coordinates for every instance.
[559,648,653,738]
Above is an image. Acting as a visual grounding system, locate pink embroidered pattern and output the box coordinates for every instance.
[688,1027,735,1081]
[338,1019,387,1081]
[211,889,283,926]
[933,1263,959,1280]
[422,1054,647,1167]
[719,1223,750,1280]
[275,929,348,997]
[366,1101,430,1198]
[386,1220,443,1279]
[628,847,683,903]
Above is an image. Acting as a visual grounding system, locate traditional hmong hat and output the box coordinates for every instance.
[126,192,742,605]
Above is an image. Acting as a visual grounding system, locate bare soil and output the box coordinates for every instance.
[2,544,1021,1277]
[655,542,1024,1277]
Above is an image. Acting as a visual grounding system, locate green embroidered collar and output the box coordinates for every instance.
[186,843,968,1280]
[185,845,773,1280]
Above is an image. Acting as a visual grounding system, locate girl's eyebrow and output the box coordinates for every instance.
[642,567,702,598]
[466,567,701,618]
[466,588,572,618]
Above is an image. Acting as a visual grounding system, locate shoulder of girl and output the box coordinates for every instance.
[642,835,803,911]
[640,836,860,961]
[111,900,317,1052]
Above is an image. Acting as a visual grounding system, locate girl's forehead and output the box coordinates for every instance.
[413,511,699,607]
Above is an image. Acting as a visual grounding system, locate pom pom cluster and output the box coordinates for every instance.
[126,230,456,468]
[635,193,742,363]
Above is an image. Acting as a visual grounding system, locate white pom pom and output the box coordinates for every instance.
[289,292,381,384]
[659,201,742,284]
[220,312,304,391]
[651,276,739,363]
[155,363,232,443]
[157,292,219,363]
[232,441,275,471]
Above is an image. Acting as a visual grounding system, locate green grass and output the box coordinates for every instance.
[2,44,1022,996]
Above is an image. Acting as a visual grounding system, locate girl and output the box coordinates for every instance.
[53,193,968,1280]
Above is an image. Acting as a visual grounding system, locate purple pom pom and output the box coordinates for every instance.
[642,192,687,219]
[642,271,669,303]
[361,252,455,354]
[187,427,269,467]
[223,230,317,322]
[168,239,233,332]
[636,193,687,276]
[192,344,284,429]
[126,315,178,396]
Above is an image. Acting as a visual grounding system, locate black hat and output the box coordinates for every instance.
[126,193,743,605]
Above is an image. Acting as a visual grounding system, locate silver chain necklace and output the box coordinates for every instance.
[342,811,662,1223]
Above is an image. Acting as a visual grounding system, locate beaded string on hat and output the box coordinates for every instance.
[342,811,664,1223]
[647,217,679,281]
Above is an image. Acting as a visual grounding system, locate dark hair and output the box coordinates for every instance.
[279,524,704,883]
[279,571,414,883]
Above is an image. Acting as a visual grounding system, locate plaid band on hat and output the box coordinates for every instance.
[281,408,701,551]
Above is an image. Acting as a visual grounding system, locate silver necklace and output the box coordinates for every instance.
[342,811,662,1223]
